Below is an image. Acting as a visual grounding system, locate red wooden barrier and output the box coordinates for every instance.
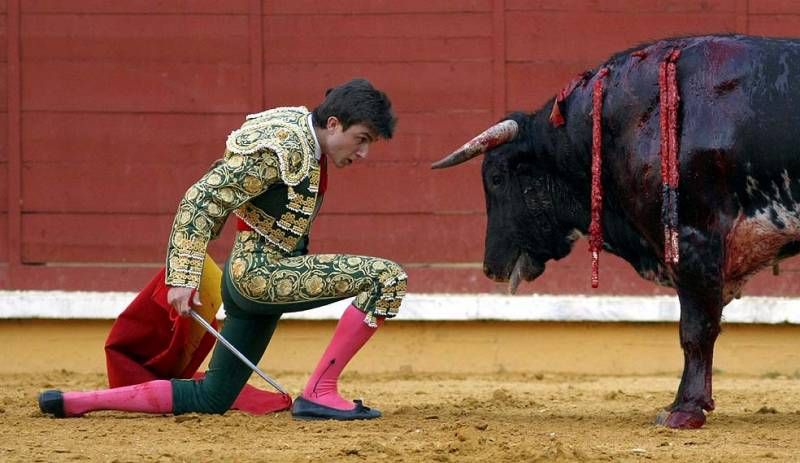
[3,1,800,296]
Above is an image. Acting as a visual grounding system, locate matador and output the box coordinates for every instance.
[39,78,407,421]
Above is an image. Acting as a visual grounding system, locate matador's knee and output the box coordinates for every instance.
[351,258,407,327]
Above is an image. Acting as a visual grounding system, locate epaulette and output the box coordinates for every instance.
[225,106,314,186]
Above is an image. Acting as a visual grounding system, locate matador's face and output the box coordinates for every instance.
[321,117,377,168]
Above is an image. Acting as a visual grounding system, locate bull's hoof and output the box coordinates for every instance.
[655,408,706,429]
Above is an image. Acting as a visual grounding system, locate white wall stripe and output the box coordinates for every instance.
[0,291,799,323]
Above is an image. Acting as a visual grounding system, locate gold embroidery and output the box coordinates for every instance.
[227,154,244,168]
[167,108,320,288]
[246,276,268,297]
[277,212,309,236]
[219,188,235,203]
[231,259,247,279]
[207,173,223,186]
[276,279,294,297]
[243,176,263,194]
[226,107,315,186]
[207,203,222,217]
[164,144,278,288]
[235,203,300,253]
[287,187,316,215]
[308,168,320,193]
[304,274,325,295]
[226,241,407,326]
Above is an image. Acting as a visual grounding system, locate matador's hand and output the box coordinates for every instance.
[166,286,203,318]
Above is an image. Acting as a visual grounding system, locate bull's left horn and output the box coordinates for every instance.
[431,119,519,169]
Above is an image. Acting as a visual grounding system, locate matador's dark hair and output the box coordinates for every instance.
[312,78,397,139]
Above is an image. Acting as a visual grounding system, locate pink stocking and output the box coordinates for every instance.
[301,305,383,410]
[63,380,173,417]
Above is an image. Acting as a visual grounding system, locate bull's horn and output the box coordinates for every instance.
[431,119,519,169]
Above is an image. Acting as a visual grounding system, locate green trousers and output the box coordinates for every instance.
[172,239,407,414]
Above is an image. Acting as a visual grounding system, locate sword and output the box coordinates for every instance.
[189,309,289,395]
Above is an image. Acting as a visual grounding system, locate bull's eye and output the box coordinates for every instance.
[491,174,503,186]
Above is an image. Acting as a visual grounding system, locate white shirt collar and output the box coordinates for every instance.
[307,114,321,161]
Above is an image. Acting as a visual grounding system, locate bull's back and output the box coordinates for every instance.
[600,35,800,298]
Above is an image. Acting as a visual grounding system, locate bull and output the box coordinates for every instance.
[433,35,800,429]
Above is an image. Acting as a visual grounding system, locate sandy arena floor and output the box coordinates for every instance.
[2,320,800,462]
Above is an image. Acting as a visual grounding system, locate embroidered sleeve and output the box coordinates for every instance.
[165,150,281,288]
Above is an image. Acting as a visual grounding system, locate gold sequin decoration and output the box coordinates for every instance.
[165,144,279,288]
[226,232,407,325]
[226,107,315,187]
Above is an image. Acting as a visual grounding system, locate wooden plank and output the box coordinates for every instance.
[7,0,20,273]
[22,162,213,214]
[7,264,161,291]
[376,252,800,297]
[409,254,800,295]
[399,251,800,295]
[264,13,492,51]
[249,0,263,110]
[21,110,490,165]
[392,110,496,137]
[265,34,491,63]
[748,15,800,37]
[0,114,7,160]
[264,62,492,112]
[0,63,8,114]
[372,110,496,162]
[23,62,251,112]
[21,213,175,263]
[311,213,485,262]
[22,14,249,63]
[323,163,484,214]
[404,262,672,295]
[0,213,6,261]
[0,64,6,111]
[21,112,239,163]
[11,249,800,296]
[505,0,736,13]
[505,11,738,63]
[492,0,507,119]
[735,0,749,33]
[381,125,494,163]
[21,1,249,14]
[0,15,6,61]
[262,12,492,63]
[0,162,6,210]
[21,212,487,263]
[506,62,593,112]
[749,0,800,15]
[23,162,486,214]
[265,13,492,39]
[264,0,492,15]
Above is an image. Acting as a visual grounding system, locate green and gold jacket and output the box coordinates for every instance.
[165,106,323,289]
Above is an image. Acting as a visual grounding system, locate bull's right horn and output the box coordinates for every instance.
[431,119,519,169]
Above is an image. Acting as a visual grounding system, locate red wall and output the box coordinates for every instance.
[2,0,800,296]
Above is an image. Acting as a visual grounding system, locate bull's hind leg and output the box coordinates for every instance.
[656,287,722,429]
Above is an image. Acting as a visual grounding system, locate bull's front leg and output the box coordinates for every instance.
[656,286,722,429]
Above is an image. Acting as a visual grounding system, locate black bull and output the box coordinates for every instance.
[433,35,800,429]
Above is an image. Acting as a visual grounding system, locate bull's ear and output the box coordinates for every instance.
[431,120,518,169]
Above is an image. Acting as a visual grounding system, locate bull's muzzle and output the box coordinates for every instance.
[484,252,541,295]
